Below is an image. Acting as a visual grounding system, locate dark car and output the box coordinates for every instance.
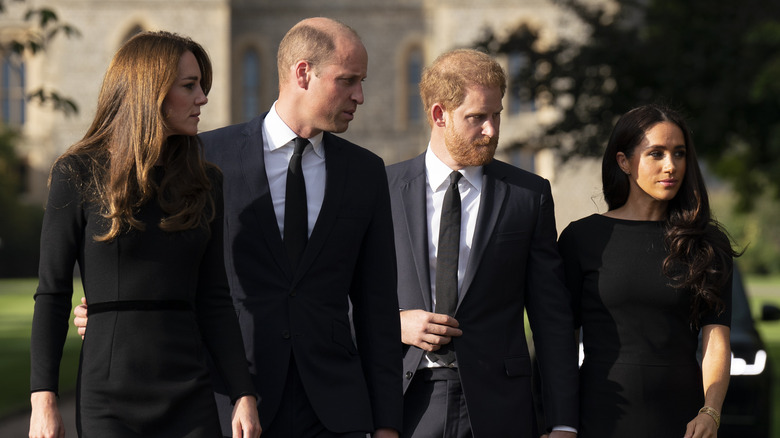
[717,267,780,438]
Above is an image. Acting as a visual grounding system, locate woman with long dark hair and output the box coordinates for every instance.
[29,31,260,437]
[559,104,735,438]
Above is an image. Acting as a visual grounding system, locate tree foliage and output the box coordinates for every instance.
[0,1,80,276]
[476,0,780,210]
[0,0,80,115]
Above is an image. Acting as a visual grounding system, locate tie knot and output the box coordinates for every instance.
[293,137,309,155]
[449,171,462,186]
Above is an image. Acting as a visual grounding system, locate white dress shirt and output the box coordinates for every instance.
[262,102,326,238]
[422,146,483,368]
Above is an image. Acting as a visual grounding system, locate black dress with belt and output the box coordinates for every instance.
[31,156,254,437]
[558,214,731,438]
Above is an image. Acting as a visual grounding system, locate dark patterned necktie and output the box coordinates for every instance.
[284,137,308,270]
[430,171,462,365]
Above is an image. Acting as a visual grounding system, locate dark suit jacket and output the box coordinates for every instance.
[386,153,578,437]
[200,114,403,434]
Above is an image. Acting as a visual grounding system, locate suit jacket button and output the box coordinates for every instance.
[289,289,296,297]
[405,371,413,380]
[282,330,291,339]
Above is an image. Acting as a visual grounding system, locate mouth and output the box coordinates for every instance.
[659,178,678,187]
[343,109,356,120]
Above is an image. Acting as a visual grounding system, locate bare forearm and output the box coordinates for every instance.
[701,324,731,411]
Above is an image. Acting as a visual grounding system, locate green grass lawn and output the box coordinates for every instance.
[0,278,83,418]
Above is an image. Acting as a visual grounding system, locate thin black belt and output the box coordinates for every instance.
[89,299,192,315]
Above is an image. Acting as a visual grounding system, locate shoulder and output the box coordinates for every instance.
[199,113,266,148]
[385,154,424,184]
[324,132,386,171]
[50,153,96,189]
[485,159,549,193]
[199,121,252,146]
[559,214,605,242]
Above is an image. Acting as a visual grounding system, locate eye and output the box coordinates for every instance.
[674,149,687,158]
[648,150,664,158]
[183,83,195,90]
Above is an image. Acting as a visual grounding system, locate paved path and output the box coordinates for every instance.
[0,393,77,437]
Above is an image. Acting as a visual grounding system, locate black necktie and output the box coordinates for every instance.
[431,171,462,365]
[284,137,308,270]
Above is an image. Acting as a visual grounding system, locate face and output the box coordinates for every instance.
[161,50,208,138]
[304,36,367,134]
[619,121,687,205]
[443,84,502,168]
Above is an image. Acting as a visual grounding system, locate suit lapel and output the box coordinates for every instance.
[458,161,507,308]
[297,132,346,280]
[401,155,434,311]
[238,117,291,278]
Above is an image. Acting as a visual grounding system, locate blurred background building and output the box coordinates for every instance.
[0,0,609,232]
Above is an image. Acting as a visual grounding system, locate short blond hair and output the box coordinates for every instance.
[277,18,360,82]
[419,49,506,126]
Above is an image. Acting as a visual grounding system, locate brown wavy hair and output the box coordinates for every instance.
[602,104,739,326]
[53,30,214,241]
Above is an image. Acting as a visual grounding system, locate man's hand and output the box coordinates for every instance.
[73,297,88,340]
[231,395,262,438]
[373,427,399,438]
[400,309,462,351]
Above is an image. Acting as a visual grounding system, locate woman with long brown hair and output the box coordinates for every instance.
[559,104,735,438]
[29,31,260,437]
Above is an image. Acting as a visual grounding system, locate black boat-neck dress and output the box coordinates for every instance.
[31,157,254,437]
[558,214,731,438]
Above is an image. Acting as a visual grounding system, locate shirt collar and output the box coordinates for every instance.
[264,102,325,157]
[425,146,483,193]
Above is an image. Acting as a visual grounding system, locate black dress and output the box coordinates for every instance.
[31,156,254,437]
[558,214,731,438]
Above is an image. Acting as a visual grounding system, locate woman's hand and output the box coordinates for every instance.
[231,395,262,437]
[684,411,718,438]
[29,391,64,438]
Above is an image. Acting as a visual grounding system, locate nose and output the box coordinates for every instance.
[483,119,497,138]
[352,83,364,105]
[196,92,208,106]
[663,155,675,173]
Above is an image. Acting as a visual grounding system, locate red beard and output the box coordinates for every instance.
[444,125,498,167]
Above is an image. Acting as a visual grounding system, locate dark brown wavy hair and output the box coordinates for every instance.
[53,30,214,241]
[602,104,739,327]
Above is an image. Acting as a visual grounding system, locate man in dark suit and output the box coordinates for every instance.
[386,49,578,437]
[75,17,402,438]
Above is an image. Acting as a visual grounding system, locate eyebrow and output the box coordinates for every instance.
[644,143,686,149]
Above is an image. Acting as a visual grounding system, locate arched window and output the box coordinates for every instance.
[1,54,25,126]
[507,50,534,114]
[241,49,261,121]
[406,47,423,125]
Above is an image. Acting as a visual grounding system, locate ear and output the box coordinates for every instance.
[616,152,630,175]
[431,103,447,128]
[294,60,311,89]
